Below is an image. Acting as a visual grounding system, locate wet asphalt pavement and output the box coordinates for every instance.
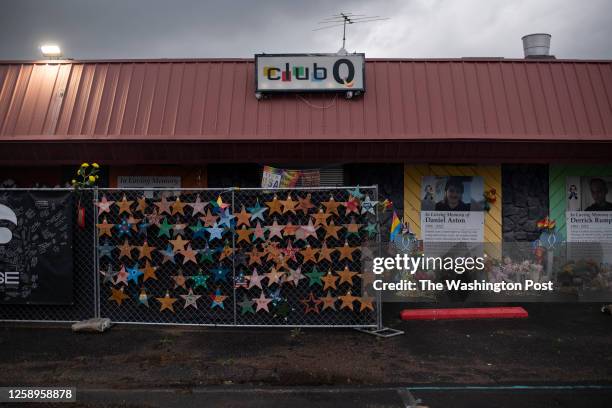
[0,303,611,407]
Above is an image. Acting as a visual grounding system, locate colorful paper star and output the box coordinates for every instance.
[300,292,322,314]
[337,266,359,286]
[248,199,268,221]
[109,287,129,305]
[295,219,318,241]
[318,242,335,263]
[96,196,114,214]
[198,242,216,263]
[154,196,172,215]
[323,220,343,240]
[364,222,378,237]
[347,186,364,199]
[205,222,224,241]
[358,293,375,312]
[114,265,129,286]
[100,265,118,284]
[337,241,357,261]
[234,205,251,227]
[265,195,283,216]
[264,267,285,286]
[251,221,266,241]
[246,268,265,289]
[304,266,324,287]
[210,288,228,309]
[338,291,359,311]
[238,295,255,315]
[138,288,150,307]
[136,196,148,213]
[312,209,332,227]
[344,218,362,238]
[320,291,337,311]
[180,244,198,264]
[284,267,305,287]
[142,260,158,282]
[117,239,134,259]
[98,239,114,259]
[218,241,233,261]
[157,292,177,312]
[283,220,299,236]
[191,271,209,289]
[138,240,155,260]
[138,219,151,236]
[296,193,315,213]
[115,217,132,238]
[236,225,252,243]
[360,195,377,215]
[200,209,219,227]
[181,288,202,309]
[252,291,272,313]
[267,219,284,239]
[211,266,230,283]
[171,271,187,290]
[322,195,342,215]
[322,271,339,290]
[117,195,134,215]
[187,194,208,216]
[280,194,298,214]
[160,244,177,264]
[126,264,143,284]
[300,245,319,263]
[189,220,207,239]
[169,235,189,252]
[344,195,360,214]
[218,208,236,228]
[157,217,173,238]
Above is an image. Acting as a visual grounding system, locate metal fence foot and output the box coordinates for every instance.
[354,326,404,338]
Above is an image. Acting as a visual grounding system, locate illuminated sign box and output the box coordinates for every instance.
[255,53,365,93]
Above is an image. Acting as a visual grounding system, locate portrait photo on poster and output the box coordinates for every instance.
[420,176,485,212]
[566,176,612,212]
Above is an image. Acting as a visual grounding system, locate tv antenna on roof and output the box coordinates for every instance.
[314,12,389,54]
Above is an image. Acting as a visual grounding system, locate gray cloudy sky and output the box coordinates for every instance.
[1,0,611,60]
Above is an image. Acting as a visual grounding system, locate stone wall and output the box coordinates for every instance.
[502,164,549,242]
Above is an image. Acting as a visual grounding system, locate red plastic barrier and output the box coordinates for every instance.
[400,307,528,321]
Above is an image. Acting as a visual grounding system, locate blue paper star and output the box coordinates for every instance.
[138,220,151,236]
[126,264,143,284]
[218,208,236,228]
[190,220,207,239]
[116,217,132,237]
[347,186,364,199]
[205,222,224,241]
[211,266,229,283]
[98,239,114,259]
[160,244,177,264]
[248,199,268,222]
[210,288,227,309]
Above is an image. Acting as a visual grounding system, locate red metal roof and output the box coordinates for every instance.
[0,58,611,142]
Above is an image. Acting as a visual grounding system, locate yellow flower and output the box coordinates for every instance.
[71,179,76,184]
[88,175,96,183]
[95,175,99,179]
[92,163,99,168]
[81,162,89,168]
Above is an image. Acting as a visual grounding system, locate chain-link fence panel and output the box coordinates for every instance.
[97,189,235,325]
[232,187,380,327]
[96,186,381,328]
[0,189,96,323]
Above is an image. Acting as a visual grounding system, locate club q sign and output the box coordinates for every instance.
[255,53,365,93]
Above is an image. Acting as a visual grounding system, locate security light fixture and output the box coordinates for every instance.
[40,44,62,58]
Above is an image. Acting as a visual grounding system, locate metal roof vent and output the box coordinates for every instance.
[522,33,554,59]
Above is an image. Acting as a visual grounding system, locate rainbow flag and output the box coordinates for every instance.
[390,211,401,241]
